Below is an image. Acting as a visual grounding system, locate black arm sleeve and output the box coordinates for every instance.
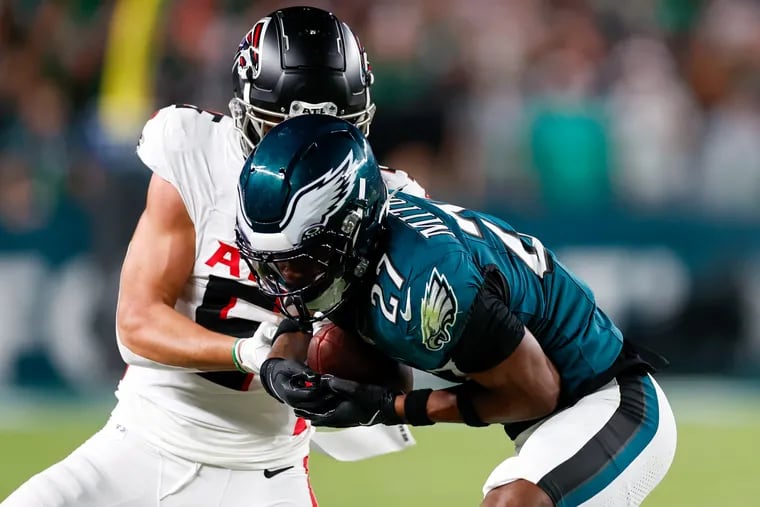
[450,266,525,373]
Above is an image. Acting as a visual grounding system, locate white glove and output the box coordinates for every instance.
[236,320,280,374]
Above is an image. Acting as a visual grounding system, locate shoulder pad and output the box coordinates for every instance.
[136,104,231,182]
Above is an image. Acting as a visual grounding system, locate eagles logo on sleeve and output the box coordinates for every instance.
[420,267,458,351]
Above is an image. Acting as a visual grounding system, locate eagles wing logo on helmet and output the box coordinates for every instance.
[280,151,361,238]
[420,267,458,351]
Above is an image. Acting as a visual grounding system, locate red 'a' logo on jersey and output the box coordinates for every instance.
[205,241,255,281]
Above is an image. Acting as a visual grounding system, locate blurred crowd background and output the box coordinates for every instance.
[1,0,759,393]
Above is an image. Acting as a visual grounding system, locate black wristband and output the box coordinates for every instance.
[403,389,434,426]
[446,383,489,427]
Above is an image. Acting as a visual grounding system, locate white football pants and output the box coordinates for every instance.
[484,374,677,506]
[1,419,318,507]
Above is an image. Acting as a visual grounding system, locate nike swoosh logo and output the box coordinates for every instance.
[400,288,412,322]
[263,465,294,479]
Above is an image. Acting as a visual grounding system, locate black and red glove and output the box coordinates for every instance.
[294,376,403,427]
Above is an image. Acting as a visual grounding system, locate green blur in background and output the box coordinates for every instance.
[2,380,758,506]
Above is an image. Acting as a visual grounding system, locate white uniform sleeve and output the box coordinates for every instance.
[136,108,173,183]
[380,166,428,198]
[136,105,218,225]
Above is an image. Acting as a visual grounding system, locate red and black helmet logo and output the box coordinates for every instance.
[236,17,270,81]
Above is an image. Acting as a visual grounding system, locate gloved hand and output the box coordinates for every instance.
[294,376,402,427]
[235,318,307,374]
[259,358,340,413]
[235,321,280,374]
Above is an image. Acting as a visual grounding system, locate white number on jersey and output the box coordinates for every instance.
[433,203,550,278]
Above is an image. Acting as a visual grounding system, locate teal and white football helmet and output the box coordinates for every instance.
[236,114,388,321]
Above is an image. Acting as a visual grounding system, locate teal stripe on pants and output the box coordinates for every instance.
[558,375,660,506]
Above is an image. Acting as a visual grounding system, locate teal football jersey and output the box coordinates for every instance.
[355,193,623,396]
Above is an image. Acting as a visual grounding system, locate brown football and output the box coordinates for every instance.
[307,323,413,392]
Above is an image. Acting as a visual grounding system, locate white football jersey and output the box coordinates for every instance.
[115,104,426,470]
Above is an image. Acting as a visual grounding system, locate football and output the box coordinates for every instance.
[307,322,413,392]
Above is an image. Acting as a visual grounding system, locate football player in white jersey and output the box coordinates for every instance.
[2,7,424,507]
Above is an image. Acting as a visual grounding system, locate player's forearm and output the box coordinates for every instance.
[393,389,461,423]
[395,385,557,425]
[117,301,237,370]
[267,330,311,363]
[413,330,560,424]
[469,387,557,423]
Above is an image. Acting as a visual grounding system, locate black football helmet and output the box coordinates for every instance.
[230,6,375,155]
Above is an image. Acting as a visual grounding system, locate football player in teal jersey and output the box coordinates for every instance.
[236,115,677,507]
